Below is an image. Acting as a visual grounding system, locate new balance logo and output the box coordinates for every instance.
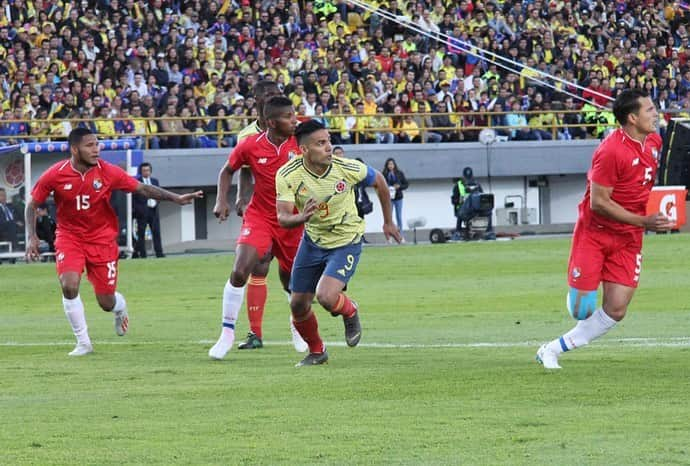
[632,158,639,166]
[258,158,268,164]
[64,183,73,190]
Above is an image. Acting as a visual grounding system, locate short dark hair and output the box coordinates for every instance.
[294,119,326,145]
[138,162,152,173]
[613,89,649,126]
[263,95,293,120]
[68,127,94,148]
[254,80,281,100]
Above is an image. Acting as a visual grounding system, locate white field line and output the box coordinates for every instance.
[2,337,690,349]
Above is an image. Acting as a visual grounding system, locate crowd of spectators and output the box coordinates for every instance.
[1,0,690,148]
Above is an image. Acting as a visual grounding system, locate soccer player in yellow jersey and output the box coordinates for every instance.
[275,120,402,366]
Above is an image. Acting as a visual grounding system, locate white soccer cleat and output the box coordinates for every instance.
[209,328,235,360]
[536,344,561,369]
[114,309,129,336]
[290,316,309,353]
[68,342,93,357]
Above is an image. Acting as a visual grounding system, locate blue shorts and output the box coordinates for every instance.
[290,234,363,294]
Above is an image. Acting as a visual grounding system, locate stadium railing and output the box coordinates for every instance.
[1,109,685,148]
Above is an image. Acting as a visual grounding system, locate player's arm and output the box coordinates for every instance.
[235,167,253,217]
[135,183,203,205]
[25,199,41,262]
[371,169,403,243]
[590,182,673,231]
[214,160,235,222]
[276,199,318,228]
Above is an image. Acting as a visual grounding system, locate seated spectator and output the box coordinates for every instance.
[35,203,56,255]
[505,101,538,141]
[0,187,20,249]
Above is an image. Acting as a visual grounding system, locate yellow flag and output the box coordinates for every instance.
[217,0,232,16]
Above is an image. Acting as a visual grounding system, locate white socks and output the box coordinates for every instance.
[63,295,91,346]
[548,308,618,354]
[209,280,245,359]
[112,292,127,314]
[222,280,245,329]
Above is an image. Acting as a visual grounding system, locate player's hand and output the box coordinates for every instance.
[25,236,41,263]
[300,198,319,223]
[235,197,250,217]
[643,212,675,232]
[214,199,231,222]
[176,190,204,205]
[383,222,402,244]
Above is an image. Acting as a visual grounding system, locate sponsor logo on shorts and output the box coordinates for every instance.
[57,252,65,262]
[334,180,347,193]
[242,228,251,236]
[572,267,581,279]
[93,179,103,190]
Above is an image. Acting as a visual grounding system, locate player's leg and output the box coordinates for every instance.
[55,243,92,356]
[316,241,363,347]
[538,227,607,369]
[209,242,262,360]
[86,242,129,337]
[150,210,164,258]
[289,237,328,366]
[273,229,309,353]
[238,254,271,349]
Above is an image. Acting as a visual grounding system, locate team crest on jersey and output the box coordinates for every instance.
[572,267,581,279]
[93,179,103,190]
[334,179,348,193]
[651,148,659,161]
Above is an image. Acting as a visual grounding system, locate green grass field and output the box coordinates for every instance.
[2,235,690,465]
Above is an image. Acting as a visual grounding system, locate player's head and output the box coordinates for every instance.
[254,80,282,113]
[138,162,152,178]
[294,119,332,168]
[613,89,658,134]
[68,128,100,167]
[333,146,344,157]
[263,96,298,137]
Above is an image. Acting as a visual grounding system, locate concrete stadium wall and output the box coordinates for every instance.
[27,141,598,246]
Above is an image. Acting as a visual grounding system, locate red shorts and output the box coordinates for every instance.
[55,239,120,295]
[236,210,303,273]
[567,222,644,290]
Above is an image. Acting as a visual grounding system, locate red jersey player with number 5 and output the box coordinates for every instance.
[537,90,674,369]
[25,128,203,356]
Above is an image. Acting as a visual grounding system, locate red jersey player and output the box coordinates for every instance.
[537,90,674,369]
[25,128,202,356]
[208,96,305,360]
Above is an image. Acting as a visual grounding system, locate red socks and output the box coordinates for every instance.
[293,309,324,353]
[332,293,357,318]
[246,275,267,339]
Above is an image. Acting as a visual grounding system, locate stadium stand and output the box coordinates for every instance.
[0,0,689,147]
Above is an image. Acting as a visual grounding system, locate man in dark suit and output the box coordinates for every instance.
[133,163,165,258]
[0,187,19,249]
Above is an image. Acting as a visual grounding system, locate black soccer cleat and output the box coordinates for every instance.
[343,304,362,347]
[237,331,263,350]
[295,349,329,367]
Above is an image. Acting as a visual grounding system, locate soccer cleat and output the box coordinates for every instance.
[68,343,93,357]
[237,331,263,350]
[209,328,235,360]
[290,317,309,353]
[536,344,562,369]
[343,303,362,347]
[295,349,329,367]
[114,310,129,336]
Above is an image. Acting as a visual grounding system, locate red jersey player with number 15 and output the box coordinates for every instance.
[537,90,674,369]
[25,128,203,356]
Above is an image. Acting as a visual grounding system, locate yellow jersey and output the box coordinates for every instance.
[237,120,261,142]
[276,156,370,249]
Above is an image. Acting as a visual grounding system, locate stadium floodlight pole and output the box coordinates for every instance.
[348,0,612,108]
